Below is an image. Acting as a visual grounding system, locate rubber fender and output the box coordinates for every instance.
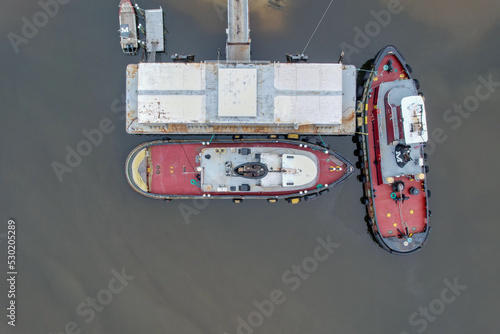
[357,86,364,99]
[304,137,320,145]
[304,193,319,201]
[418,92,425,102]
[287,197,301,204]
[413,79,420,90]
[319,188,330,195]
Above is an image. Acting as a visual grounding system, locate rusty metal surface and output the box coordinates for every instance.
[125,64,356,135]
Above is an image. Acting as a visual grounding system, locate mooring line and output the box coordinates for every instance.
[302,0,335,54]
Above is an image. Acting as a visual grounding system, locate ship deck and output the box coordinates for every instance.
[376,80,421,181]
[364,52,429,242]
[145,142,349,197]
[119,0,138,50]
[125,63,357,135]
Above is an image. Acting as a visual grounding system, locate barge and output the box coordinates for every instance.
[124,0,357,135]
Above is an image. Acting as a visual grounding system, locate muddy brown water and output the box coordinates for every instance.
[1,0,500,333]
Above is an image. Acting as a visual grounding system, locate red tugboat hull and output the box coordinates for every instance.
[126,139,354,203]
[357,46,431,254]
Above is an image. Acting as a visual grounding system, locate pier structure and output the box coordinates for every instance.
[144,8,164,62]
[226,0,251,62]
[125,0,356,135]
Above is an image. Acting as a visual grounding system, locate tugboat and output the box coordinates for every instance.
[357,45,431,254]
[119,0,139,55]
[125,138,354,203]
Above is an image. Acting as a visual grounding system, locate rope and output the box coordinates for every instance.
[357,68,378,74]
[302,0,335,54]
[397,188,410,235]
[318,134,328,149]
[180,143,196,172]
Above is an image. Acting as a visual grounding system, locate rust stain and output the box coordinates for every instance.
[172,124,189,132]
[297,124,314,133]
[126,64,138,78]
[126,109,136,119]
[126,122,355,135]
[344,110,356,122]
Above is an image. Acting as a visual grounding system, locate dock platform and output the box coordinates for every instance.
[125,62,357,135]
[123,0,357,136]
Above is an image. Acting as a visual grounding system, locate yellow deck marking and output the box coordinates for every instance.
[131,149,148,192]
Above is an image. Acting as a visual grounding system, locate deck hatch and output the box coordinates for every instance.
[218,68,258,117]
